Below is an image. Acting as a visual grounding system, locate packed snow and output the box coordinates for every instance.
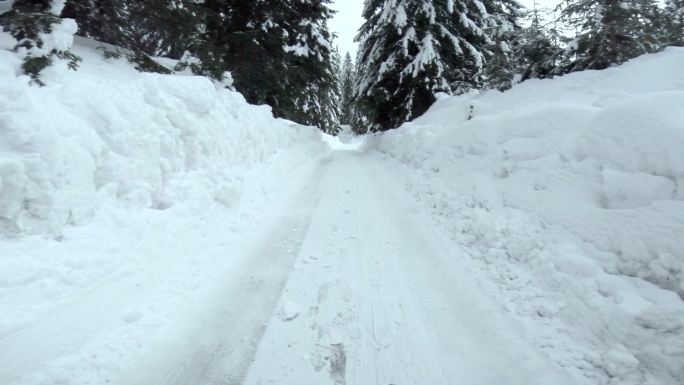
[1,28,683,385]
[372,47,684,384]
[0,36,326,385]
[0,37,322,237]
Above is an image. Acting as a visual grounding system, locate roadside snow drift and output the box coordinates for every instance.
[0,38,321,236]
[2,24,684,385]
[374,48,684,385]
[0,35,326,385]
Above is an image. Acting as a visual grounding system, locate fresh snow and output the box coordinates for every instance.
[372,48,684,384]
[0,37,322,236]
[241,150,572,385]
[1,36,683,385]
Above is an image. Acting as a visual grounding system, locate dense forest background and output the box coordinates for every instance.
[1,0,683,133]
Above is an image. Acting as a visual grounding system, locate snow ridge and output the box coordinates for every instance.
[0,40,322,237]
[374,48,684,385]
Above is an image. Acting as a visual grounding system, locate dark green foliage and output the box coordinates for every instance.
[354,0,520,132]
[666,0,684,45]
[203,1,284,99]
[288,0,340,133]
[59,0,341,131]
[21,55,51,81]
[62,1,119,43]
[339,52,355,126]
[199,0,340,133]
[62,0,195,74]
[0,0,80,84]
[557,0,666,73]
[513,5,565,81]
[481,0,524,91]
[484,44,516,91]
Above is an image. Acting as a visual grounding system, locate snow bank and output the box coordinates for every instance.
[0,38,322,237]
[373,48,684,384]
[0,35,328,385]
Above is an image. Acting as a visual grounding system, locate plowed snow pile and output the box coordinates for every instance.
[373,48,684,384]
[0,36,325,384]
[0,38,322,237]
[2,25,684,385]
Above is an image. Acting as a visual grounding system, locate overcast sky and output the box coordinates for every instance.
[328,1,365,57]
[328,0,562,58]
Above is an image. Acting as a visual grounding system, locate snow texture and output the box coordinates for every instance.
[372,47,684,385]
[1,30,684,385]
[0,37,322,237]
[0,39,327,385]
[278,302,300,321]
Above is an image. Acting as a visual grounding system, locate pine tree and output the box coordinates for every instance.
[332,47,343,97]
[169,2,224,80]
[515,2,564,80]
[62,0,121,45]
[205,0,339,133]
[63,0,199,74]
[666,0,684,45]
[186,0,234,80]
[339,52,356,126]
[481,0,523,91]
[283,0,341,134]
[557,0,665,73]
[323,47,343,134]
[0,0,80,84]
[483,44,515,91]
[354,0,493,132]
[201,0,281,102]
[10,0,340,131]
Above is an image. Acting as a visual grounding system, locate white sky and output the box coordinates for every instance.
[328,0,562,58]
[328,1,365,58]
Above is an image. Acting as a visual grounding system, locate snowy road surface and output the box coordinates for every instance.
[241,151,571,385]
[4,48,684,385]
[2,145,571,385]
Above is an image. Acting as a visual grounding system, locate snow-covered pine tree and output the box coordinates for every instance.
[121,1,196,58]
[200,0,338,131]
[214,2,283,105]
[483,44,515,91]
[354,0,492,132]
[481,0,523,91]
[339,52,356,126]
[0,0,80,84]
[62,0,121,45]
[332,46,342,98]
[63,0,199,74]
[327,47,344,133]
[336,48,344,74]
[514,2,564,80]
[180,0,226,80]
[282,0,341,134]
[195,0,340,132]
[666,0,684,45]
[557,0,665,73]
[59,0,340,131]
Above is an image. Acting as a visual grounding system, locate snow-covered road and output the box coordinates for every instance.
[0,145,572,385]
[4,47,684,385]
[241,150,572,385]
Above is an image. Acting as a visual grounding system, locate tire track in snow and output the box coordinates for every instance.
[241,151,575,385]
[0,157,330,385]
[126,159,332,385]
